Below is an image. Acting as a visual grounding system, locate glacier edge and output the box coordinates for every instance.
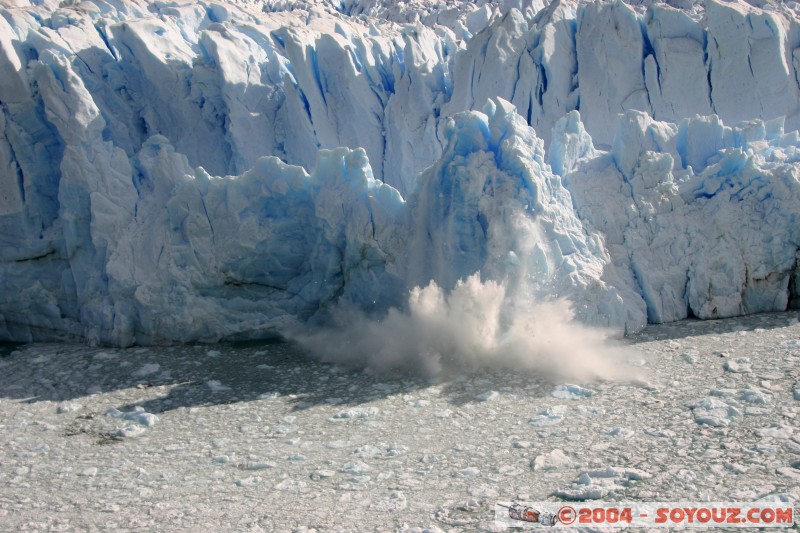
[4,0,800,345]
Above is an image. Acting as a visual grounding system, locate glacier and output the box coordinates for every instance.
[2,0,800,345]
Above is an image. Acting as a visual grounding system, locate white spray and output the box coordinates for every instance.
[289,273,638,381]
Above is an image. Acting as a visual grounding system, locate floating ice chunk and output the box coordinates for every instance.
[532,449,572,471]
[608,427,635,440]
[352,442,407,459]
[274,479,308,492]
[207,350,221,357]
[723,358,753,373]
[726,463,748,474]
[236,477,262,487]
[757,492,797,504]
[105,406,158,427]
[778,341,800,356]
[628,378,657,390]
[756,423,794,439]
[474,391,499,402]
[331,407,379,420]
[581,467,651,481]
[552,484,617,501]
[370,490,408,511]
[738,389,772,404]
[385,442,407,457]
[551,384,595,400]
[239,461,276,471]
[56,402,82,414]
[267,423,298,436]
[689,398,741,427]
[553,464,651,500]
[310,470,336,481]
[529,405,568,426]
[340,461,371,474]
[576,406,605,416]
[776,466,800,481]
[757,442,780,455]
[399,525,445,533]
[645,428,676,438]
[338,476,371,491]
[454,467,480,478]
[354,445,382,459]
[114,425,147,438]
[793,382,800,401]
[135,413,158,427]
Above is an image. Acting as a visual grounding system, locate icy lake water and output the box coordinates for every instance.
[1,313,799,532]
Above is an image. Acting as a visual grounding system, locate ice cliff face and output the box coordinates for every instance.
[2,0,800,344]
[554,110,800,324]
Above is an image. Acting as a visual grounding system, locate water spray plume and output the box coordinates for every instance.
[288,273,640,381]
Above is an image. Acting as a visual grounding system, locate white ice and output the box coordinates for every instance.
[3,0,800,345]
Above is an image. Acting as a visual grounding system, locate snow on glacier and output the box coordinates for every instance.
[3,0,800,347]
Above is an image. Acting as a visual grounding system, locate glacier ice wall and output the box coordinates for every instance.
[553,109,800,324]
[2,0,800,344]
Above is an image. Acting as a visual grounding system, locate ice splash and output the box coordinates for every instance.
[288,273,637,380]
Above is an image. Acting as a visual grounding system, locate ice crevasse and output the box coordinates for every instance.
[2,0,800,345]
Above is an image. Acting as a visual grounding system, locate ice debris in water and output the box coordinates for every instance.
[474,391,499,402]
[528,405,568,426]
[723,358,753,373]
[532,449,572,471]
[551,384,595,400]
[105,406,158,427]
[689,398,741,427]
[552,467,651,500]
[331,407,380,420]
